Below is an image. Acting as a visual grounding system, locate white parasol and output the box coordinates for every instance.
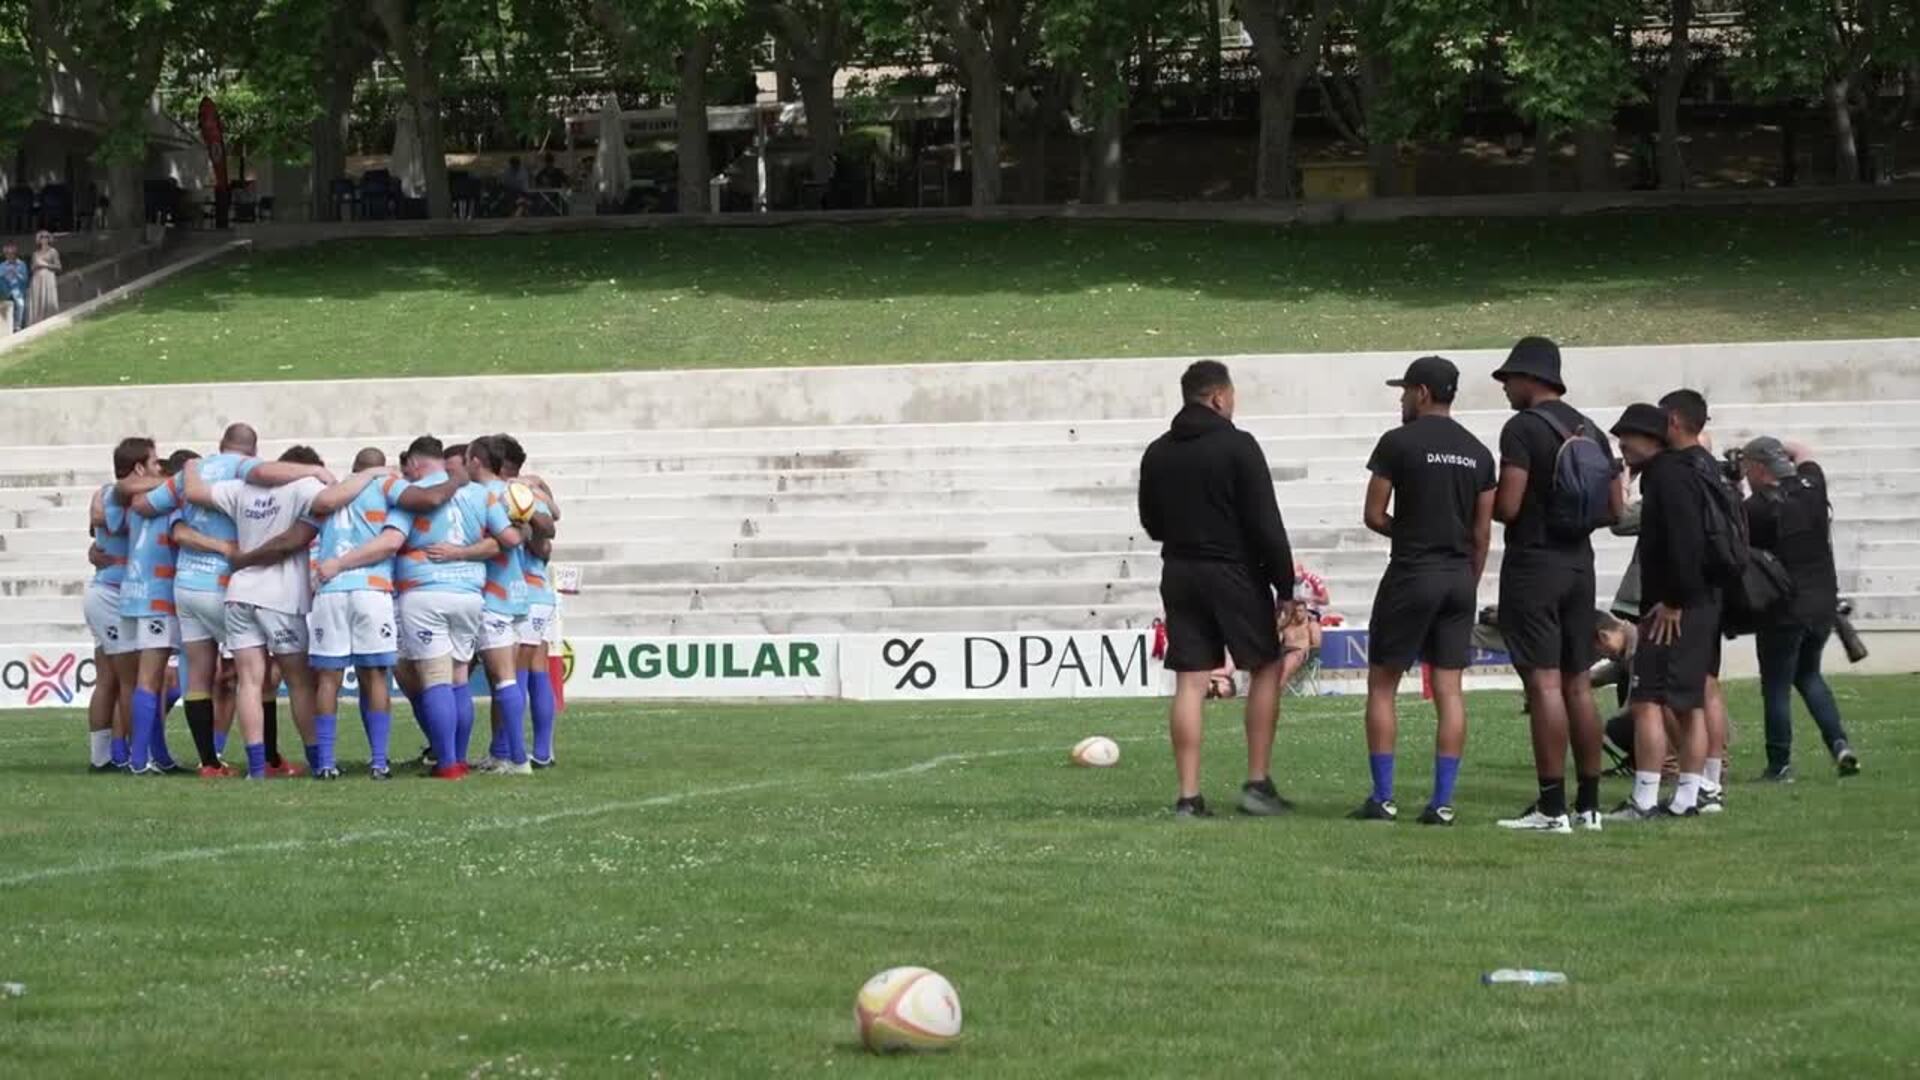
[391,103,426,198]
[591,96,631,204]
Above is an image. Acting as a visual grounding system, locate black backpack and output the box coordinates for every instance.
[1528,407,1615,540]
[1685,452,1752,589]
[1717,485,1796,636]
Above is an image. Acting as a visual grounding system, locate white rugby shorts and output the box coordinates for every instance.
[397,591,482,663]
[478,609,520,653]
[84,583,133,654]
[175,587,228,646]
[520,603,558,646]
[119,613,178,653]
[309,590,400,668]
[226,602,309,656]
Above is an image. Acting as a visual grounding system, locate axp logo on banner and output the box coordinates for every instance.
[1,647,98,708]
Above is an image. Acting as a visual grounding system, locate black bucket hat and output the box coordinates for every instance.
[1491,336,1566,393]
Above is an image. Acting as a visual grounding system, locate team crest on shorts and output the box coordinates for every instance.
[105,625,119,641]
[313,627,325,641]
[416,629,434,644]
[380,625,393,639]
[148,620,163,635]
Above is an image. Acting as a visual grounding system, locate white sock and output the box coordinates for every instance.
[88,728,111,767]
[1671,772,1703,813]
[1703,758,1723,788]
[1632,770,1662,811]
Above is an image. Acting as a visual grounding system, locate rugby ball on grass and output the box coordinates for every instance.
[855,966,962,1052]
[1070,735,1121,768]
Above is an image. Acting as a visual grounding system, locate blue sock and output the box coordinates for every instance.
[162,685,181,718]
[314,714,337,771]
[452,684,476,764]
[1432,755,1462,809]
[528,671,555,762]
[304,743,321,772]
[364,709,392,770]
[213,729,228,756]
[403,688,429,743]
[1368,752,1395,805]
[494,681,527,765]
[129,688,158,771]
[149,705,177,768]
[110,735,130,767]
[420,684,457,770]
[245,741,267,779]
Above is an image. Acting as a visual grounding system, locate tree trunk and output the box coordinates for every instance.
[1575,123,1613,191]
[106,158,140,231]
[964,61,1002,207]
[1366,139,1399,198]
[1360,52,1395,196]
[372,0,450,219]
[1016,82,1051,203]
[1656,0,1692,190]
[1205,0,1224,117]
[412,91,451,219]
[797,64,838,184]
[1255,75,1300,199]
[1826,76,1859,183]
[678,31,713,213]
[1088,93,1122,204]
[309,35,360,221]
[772,40,797,102]
[1531,127,1555,192]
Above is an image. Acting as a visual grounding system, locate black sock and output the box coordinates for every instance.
[1537,778,1568,818]
[1245,777,1277,795]
[184,697,218,767]
[1574,775,1600,814]
[262,699,281,766]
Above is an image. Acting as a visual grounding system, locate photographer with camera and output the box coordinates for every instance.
[1739,437,1862,781]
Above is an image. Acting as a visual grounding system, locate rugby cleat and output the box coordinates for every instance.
[498,761,534,777]
[1835,744,1861,777]
[1415,805,1455,827]
[1238,779,1295,817]
[369,765,393,781]
[1173,796,1214,818]
[1757,764,1796,784]
[1697,788,1726,815]
[1496,804,1573,834]
[530,756,556,770]
[266,760,305,779]
[312,766,343,781]
[1574,809,1605,832]
[197,764,237,779]
[1348,798,1398,822]
[430,763,469,780]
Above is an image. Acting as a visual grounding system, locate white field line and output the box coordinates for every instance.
[0,737,1157,889]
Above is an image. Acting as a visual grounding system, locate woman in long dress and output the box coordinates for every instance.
[27,230,60,324]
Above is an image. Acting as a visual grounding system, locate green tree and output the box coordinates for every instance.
[1501,0,1639,190]
[1736,0,1920,183]
[1652,0,1693,189]
[1238,0,1336,200]
[1040,0,1179,203]
[22,0,202,229]
[592,0,748,214]
[928,0,1041,208]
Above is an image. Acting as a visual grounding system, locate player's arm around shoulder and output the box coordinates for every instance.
[309,469,384,517]
[392,472,459,513]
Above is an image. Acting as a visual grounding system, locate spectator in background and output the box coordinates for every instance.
[502,156,530,193]
[27,230,59,325]
[0,242,27,332]
[1742,436,1861,781]
[534,152,569,188]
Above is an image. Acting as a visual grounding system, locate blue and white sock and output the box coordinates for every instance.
[129,688,158,772]
[452,684,476,764]
[528,670,556,762]
[1368,752,1394,805]
[314,713,337,771]
[420,684,457,769]
[495,680,527,765]
[364,709,392,771]
[1432,755,1462,809]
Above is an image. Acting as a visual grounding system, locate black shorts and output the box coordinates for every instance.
[1630,602,1722,712]
[1159,559,1280,673]
[1497,555,1597,674]
[1367,562,1476,671]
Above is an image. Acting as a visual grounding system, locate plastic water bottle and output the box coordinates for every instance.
[1482,969,1567,987]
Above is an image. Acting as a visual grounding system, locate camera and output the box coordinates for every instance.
[1720,446,1745,485]
[1835,599,1869,664]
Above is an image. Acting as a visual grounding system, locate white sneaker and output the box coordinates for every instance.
[473,756,510,774]
[499,761,533,777]
[1575,809,1604,832]
[1697,787,1726,815]
[1496,805,1573,834]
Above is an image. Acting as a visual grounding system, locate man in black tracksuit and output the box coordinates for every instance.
[1607,397,1719,821]
[1139,360,1295,818]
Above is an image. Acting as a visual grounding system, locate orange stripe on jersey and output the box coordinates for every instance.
[523,573,546,587]
[489,554,508,567]
[396,580,419,593]
[152,600,175,614]
[156,533,176,548]
[401,550,429,561]
[216,574,230,587]
[413,516,431,532]
[153,565,176,578]
[367,576,393,592]
[484,582,509,599]
[486,492,500,507]
[365,509,388,524]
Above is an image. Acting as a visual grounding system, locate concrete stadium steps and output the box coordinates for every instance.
[1,391,1916,641]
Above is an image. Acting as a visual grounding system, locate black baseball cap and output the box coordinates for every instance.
[1610,402,1668,442]
[1386,355,1459,396]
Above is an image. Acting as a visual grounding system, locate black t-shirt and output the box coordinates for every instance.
[1746,461,1839,627]
[1496,399,1620,562]
[1367,414,1497,567]
[1637,445,1715,609]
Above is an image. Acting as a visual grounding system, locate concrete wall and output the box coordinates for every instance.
[2,337,1916,447]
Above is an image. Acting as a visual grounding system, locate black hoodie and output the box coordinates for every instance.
[1138,403,1295,595]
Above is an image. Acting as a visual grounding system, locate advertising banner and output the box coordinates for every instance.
[839,631,1171,701]
[564,635,838,699]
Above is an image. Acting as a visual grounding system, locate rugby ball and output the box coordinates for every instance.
[504,481,538,523]
[1070,735,1121,768]
[854,966,962,1053]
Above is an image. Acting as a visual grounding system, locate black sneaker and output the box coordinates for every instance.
[1238,778,1295,817]
[1697,788,1726,815]
[89,762,120,774]
[1173,796,1214,818]
[1348,797,1398,822]
[313,766,342,781]
[1605,800,1664,824]
[531,756,556,770]
[1757,764,1797,784]
[1835,745,1861,777]
[1416,804,1456,826]
[1662,802,1699,818]
[369,765,393,781]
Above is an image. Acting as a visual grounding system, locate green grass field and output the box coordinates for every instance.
[1,680,1915,1077]
[5,207,1920,386]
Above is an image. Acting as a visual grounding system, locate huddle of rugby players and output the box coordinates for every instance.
[80,423,563,781]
